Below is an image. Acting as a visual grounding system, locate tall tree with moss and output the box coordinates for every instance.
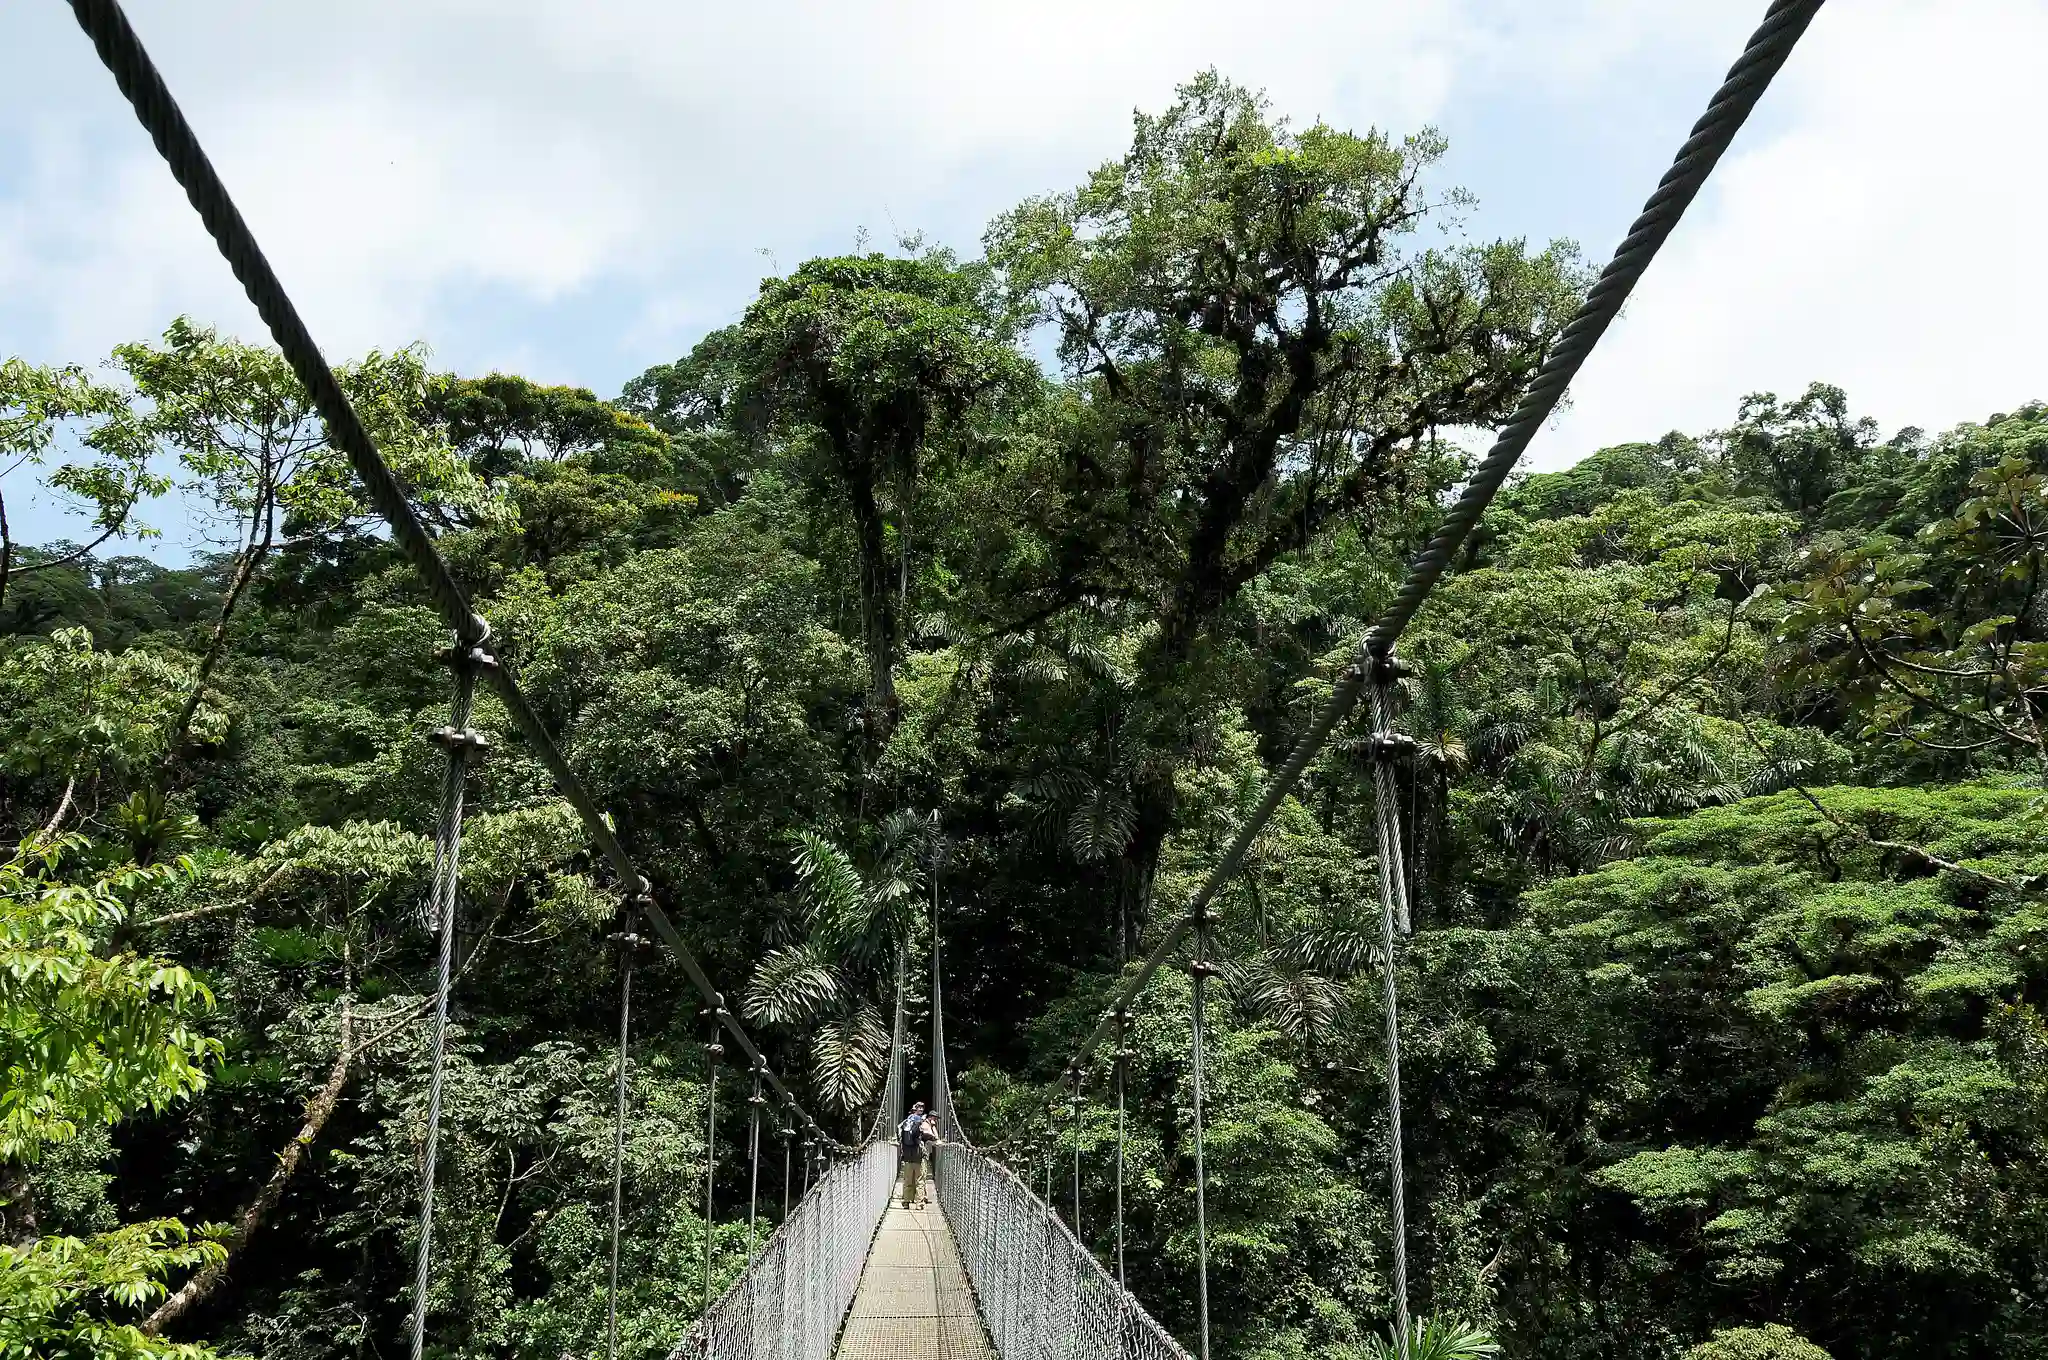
[983,71,1586,921]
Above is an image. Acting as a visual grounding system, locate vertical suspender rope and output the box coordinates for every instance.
[931,863,944,1137]
[781,1124,794,1218]
[606,909,643,1360]
[1074,1084,1085,1228]
[1114,1009,1129,1291]
[747,1064,766,1252]
[1373,679,1414,938]
[1368,668,1415,1360]
[409,638,490,1360]
[701,1005,725,1314]
[1188,910,1214,1360]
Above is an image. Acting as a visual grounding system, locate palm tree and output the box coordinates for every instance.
[743,817,927,1122]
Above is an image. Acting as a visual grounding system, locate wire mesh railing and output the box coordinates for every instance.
[934,1143,1192,1360]
[669,1138,898,1360]
[931,919,1191,1360]
[672,947,909,1360]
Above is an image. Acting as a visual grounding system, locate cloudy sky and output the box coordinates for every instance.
[3,0,2044,556]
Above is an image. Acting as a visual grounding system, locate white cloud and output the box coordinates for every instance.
[7,0,2039,483]
[1,0,1748,370]
[1544,0,2048,464]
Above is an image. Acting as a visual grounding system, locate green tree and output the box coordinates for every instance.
[0,837,224,1359]
[0,359,166,622]
[746,821,926,1125]
[725,250,1031,732]
[984,70,1584,913]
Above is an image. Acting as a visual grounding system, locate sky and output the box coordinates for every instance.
[3,0,2045,558]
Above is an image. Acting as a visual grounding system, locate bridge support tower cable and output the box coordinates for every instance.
[410,640,489,1360]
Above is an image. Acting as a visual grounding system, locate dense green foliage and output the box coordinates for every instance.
[2,71,2043,1360]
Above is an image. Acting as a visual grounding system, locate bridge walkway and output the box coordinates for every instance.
[835,1193,994,1360]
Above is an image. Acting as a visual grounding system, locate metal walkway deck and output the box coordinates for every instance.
[835,1196,995,1360]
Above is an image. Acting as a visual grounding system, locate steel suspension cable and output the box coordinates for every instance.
[701,1010,724,1313]
[1053,0,1828,1089]
[746,1063,766,1251]
[408,650,485,1360]
[1368,682,1414,1360]
[60,0,824,1137]
[606,916,643,1360]
[1114,1010,1129,1291]
[1188,911,1214,1360]
[1069,1072,1084,1232]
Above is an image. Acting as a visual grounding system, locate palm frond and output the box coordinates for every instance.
[1364,1317,1500,1360]
[1067,787,1136,863]
[1280,922,1384,976]
[790,830,866,931]
[744,942,844,1027]
[810,1003,890,1115]
[1227,953,1341,1042]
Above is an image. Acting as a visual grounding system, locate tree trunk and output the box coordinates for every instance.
[1,1163,38,1248]
[168,492,274,757]
[843,467,898,732]
[37,775,77,845]
[143,994,353,1336]
[0,488,13,618]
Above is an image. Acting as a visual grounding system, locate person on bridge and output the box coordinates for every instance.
[898,1102,939,1207]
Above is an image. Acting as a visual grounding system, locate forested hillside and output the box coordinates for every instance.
[3,74,2043,1360]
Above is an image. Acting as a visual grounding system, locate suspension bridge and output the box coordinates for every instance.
[53,0,1828,1356]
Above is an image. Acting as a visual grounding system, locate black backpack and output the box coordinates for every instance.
[899,1118,922,1153]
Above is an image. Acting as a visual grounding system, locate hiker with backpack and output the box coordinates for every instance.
[898,1101,940,1207]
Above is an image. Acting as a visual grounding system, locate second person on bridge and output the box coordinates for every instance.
[898,1102,940,1207]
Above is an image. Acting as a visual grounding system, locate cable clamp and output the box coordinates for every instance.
[1367,732,1419,763]
[434,640,499,673]
[1184,958,1221,980]
[426,725,490,757]
[705,1042,726,1058]
[1367,647,1411,685]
